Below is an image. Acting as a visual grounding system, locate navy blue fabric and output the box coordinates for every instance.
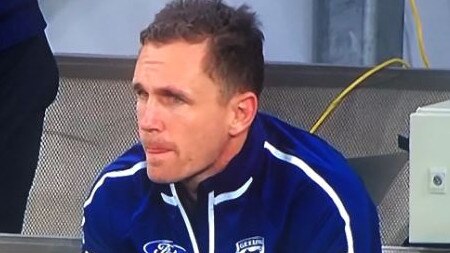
[0,31,58,232]
[83,112,381,252]
[0,1,56,232]
[0,0,46,50]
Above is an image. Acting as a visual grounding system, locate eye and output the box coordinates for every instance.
[135,88,148,100]
[163,94,185,105]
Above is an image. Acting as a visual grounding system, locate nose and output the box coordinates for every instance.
[137,100,164,132]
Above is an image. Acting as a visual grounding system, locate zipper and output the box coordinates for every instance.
[167,177,253,253]
[169,184,200,253]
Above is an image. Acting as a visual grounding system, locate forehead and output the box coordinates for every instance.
[134,40,224,99]
[136,41,209,74]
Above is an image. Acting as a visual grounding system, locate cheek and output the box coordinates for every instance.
[171,107,230,157]
[189,119,228,153]
[136,102,144,123]
[174,121,215,152]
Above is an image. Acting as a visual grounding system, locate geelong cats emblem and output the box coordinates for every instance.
[235,236,265,253]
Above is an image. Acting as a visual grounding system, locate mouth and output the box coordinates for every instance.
[141,138,176,160]
[146,147,172,155]
[145,141,174,152]
[145,146,174,167]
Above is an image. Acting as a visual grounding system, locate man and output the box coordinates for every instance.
[83,0,381,252]
[0,1,59,233]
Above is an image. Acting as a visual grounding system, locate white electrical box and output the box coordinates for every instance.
[410,99,450,243]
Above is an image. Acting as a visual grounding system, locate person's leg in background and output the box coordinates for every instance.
[0,33,59,233]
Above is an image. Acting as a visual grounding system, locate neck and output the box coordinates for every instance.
[181,131,249,202]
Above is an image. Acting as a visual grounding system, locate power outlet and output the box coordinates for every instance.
[429,168,447,194]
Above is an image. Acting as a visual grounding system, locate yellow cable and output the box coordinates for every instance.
[309,58,410,134]
[409,0,430,68]
[309,1,428,134]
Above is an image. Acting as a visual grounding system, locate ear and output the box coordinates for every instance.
[228,92,258,137]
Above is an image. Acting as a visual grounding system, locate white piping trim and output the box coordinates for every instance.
[161,177,253,253]
[169,184,200,253]
[214,177,253,205]
[206,177,253,253]
[208,192,215,253]
[83,161,147,208]
[263,141,354,253]
[161,192,177,206]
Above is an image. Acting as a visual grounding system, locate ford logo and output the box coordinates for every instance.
[143,240,187,253]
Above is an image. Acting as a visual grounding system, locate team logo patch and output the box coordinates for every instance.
[143,240,187,253]
[235,236,265,253]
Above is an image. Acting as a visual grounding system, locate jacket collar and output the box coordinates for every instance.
[195,113,266,197]
[155,113,267,201]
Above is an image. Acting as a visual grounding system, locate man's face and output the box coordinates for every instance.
[133,40,234,184]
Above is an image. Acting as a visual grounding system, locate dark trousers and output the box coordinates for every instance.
[0,33,59,233]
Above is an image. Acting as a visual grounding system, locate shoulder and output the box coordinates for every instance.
[259,112,369,200]
[83,143,150,230]
[259,113,362,190]
[258,113,381,251]
[87,143,148,200]
[82,143,152,251]
[84,143,149,207]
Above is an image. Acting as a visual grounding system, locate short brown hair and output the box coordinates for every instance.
[140,0,265,98]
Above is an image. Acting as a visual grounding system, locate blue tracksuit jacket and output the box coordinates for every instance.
[82,112,381,253]
[0,0,46,50]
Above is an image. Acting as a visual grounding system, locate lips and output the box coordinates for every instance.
[146,147,171,154]
[145,145,173,166]
[143,140,175,155]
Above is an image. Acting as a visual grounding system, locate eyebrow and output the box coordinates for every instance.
[131,82,193,104]
[156,86,193,104]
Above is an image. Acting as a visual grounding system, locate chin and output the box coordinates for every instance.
[146,167,179,184]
